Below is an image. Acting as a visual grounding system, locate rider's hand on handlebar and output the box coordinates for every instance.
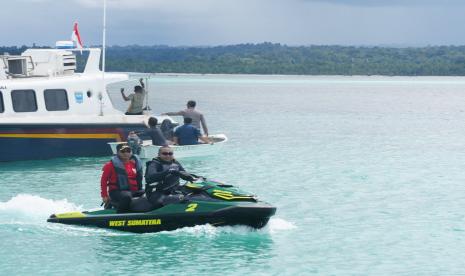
[168,168,179,176]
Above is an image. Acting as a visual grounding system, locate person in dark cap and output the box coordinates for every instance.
[100,143,144,213]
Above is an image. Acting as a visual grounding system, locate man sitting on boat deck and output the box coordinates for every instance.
[162,100,209,136]
[137,117,169,146]
[160,119,176,141]
[121,78,146,115]
[144,146,196,209]
[100,143,144,213]
[173,117,211,145]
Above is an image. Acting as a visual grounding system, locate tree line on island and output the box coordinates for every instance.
[3,43,465,76]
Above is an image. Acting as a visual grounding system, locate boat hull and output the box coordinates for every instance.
[108,134,228,159]
[47,200,276,233]
[0,124,146,162]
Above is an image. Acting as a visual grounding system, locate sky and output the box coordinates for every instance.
[3,0,465,47]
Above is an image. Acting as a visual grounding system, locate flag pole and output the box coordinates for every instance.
[100,0,107,116]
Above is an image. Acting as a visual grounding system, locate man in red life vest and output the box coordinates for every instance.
[100,143,143,213]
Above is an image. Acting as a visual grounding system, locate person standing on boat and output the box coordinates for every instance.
[173,117,211,145]
[100,144,144,213]
[121,78,146,115]
[138,117,169,146]
[162,100,209,136]
[145,146,196,209]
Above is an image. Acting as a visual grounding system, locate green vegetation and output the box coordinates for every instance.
[4,43,465,75]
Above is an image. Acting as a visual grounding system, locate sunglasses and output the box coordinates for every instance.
[120,149,132,153]
[161,152,174,156]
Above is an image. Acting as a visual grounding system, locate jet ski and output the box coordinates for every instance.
[47,179,276,233]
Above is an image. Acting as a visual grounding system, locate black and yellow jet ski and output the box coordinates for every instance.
[47,180,276,233]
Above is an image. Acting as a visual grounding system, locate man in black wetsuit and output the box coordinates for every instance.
[144,146,195,208]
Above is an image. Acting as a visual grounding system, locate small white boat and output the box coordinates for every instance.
[108,134,228,159]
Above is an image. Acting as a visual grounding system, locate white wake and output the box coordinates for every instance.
[0,194,81,222]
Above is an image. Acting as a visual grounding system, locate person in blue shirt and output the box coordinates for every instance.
[173,117,211,145]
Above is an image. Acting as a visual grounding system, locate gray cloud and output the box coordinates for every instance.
[2,0,465,46]
[299,0,465,7]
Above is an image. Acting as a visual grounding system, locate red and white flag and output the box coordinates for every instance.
[71,22,83,50]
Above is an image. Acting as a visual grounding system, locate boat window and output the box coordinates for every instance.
[0,91,3,113]
[44,89,69,111]
[11,90,37,112]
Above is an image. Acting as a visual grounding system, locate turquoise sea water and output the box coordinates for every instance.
[3,75,465,274]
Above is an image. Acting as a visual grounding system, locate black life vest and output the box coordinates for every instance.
[146,158,182,193]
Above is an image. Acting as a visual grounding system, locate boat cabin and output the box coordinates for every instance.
[0,48,128,118]
[0,47,152,161]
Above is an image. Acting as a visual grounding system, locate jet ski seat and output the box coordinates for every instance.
[104,190,150,213]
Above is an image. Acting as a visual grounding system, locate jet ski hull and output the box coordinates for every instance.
[47,200,276,233]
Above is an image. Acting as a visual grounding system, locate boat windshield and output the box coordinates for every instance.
[107,74,153,114]
[74,51,90,73]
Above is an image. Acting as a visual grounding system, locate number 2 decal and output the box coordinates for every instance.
[185,203,198,212]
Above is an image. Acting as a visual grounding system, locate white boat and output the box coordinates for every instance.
[0,46,175,162]
[108,134,228,159]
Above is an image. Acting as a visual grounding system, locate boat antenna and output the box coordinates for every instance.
[145,76,151,111]
[100,0,107,116]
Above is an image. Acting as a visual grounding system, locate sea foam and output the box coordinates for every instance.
[267,217,297,233]
[0,194,80,221]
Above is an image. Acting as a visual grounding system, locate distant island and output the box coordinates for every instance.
[3,43,465,76]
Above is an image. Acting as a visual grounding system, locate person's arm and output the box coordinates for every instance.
[120,88,130,101]
[135,129,148,140]
[177,162,185,172]
[136,167,143,191]
[173,128,180,145]
[200,114,209,136]
[145,161,169,184]
[199,135,212,144]
[162,111,183,116]
[154,129,168,146]
[196,128,212,144]
[175,162,195,181]
[139,78,145,89]
[179,172,196,182]
[130,159,144,191]
[100,163,112,202]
